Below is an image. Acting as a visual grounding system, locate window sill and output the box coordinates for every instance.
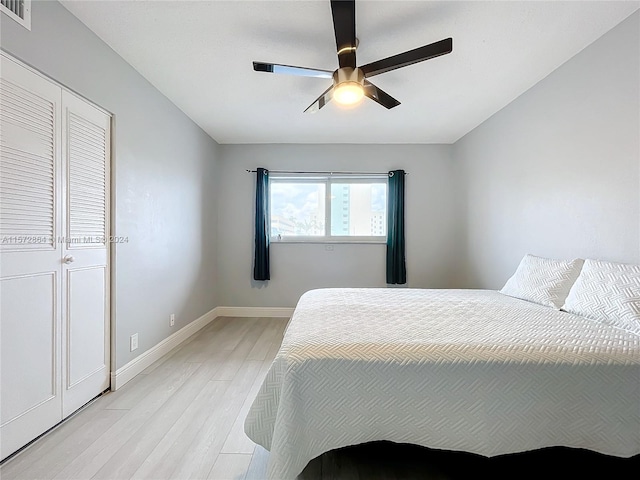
[271,239,386,245]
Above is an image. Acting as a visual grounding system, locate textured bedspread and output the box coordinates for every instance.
[244,288,640,479]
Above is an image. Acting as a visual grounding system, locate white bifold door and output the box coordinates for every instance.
[0,53,111,460]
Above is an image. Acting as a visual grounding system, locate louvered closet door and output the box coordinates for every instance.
[60,91,110,417]
[0,54,63,460]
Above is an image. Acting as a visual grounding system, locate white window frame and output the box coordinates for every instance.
[269,173,388,244]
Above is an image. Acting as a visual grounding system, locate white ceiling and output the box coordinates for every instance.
[60,1,639,144]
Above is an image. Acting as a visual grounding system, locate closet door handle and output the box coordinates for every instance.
[63,255,75,264]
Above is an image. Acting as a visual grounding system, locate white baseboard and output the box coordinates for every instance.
[215,306,294,318]
[110,305,293,390]
[110,306,218,390]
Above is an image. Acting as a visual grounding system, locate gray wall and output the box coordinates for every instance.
[453,11,640,289]
[1,1,221,368]
[217,144,457,307]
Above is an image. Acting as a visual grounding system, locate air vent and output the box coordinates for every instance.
[0,0,31,31]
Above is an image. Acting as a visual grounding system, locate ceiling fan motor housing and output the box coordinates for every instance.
[333,67,365,89]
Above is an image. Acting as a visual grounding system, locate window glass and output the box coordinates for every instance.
[270,175,387,241]
[330,183,387,236]
[270,182,325,237]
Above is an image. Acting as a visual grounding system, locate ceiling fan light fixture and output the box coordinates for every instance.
[332,67,365,106]
[333,81,364,105]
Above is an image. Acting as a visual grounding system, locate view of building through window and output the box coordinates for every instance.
[270,178,387,239]
[330,183,386,236]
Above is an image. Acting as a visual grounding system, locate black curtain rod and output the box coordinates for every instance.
[245,169,406,176]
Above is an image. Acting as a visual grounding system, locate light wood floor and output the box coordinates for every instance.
[1,316,638,480]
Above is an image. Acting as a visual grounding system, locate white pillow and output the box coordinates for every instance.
[500,254,584,309]
[562,259,640,335]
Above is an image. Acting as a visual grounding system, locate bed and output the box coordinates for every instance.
[244,287,640,479]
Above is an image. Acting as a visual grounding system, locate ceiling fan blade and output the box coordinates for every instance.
[364,81,401,109]
[304,85,334,113]
[360,38,453,78]
[330,0,356,69]
[253,62,333,79]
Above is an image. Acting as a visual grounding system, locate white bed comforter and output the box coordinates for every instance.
[244,288,640,479]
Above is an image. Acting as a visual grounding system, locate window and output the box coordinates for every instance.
[270,174,387,242]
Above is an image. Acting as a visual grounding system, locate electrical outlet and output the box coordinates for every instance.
[130,333,139,351]
[170,314,175,327]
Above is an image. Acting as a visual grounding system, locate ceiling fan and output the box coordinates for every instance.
[253,0,453,113]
